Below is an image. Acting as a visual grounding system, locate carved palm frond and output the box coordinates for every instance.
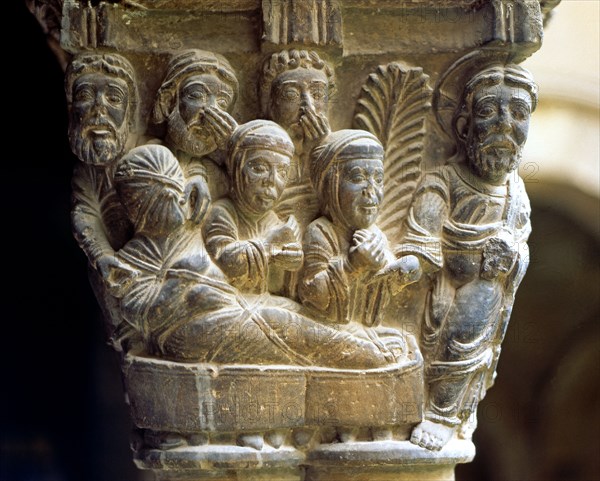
[353,63,432,240]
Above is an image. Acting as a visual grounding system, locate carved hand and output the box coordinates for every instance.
[348,229,388,273]
[204,107,238,149]
[185,175,211,225]
[97,254,140,297]
[270,242,304,271]
[370,254,422,289]
[481,235,518,280]
[300,108,331,142]
[266,221,298,246]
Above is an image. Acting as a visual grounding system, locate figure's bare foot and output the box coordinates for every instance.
[237,433,264,450]
[410,420,455,451]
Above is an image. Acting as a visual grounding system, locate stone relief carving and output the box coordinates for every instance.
[406,64,536,451]
[47,1,553,478]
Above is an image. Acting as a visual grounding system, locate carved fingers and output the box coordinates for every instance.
[349,229,388,272]
[203,107,238,149]
[271,243,304,271]
[300,109,330,141]
[185,176,211,225]
[97,254,140,298]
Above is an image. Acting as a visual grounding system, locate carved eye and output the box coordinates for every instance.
[249,161,269,175]
[350,173,366,183]
[511,102,530,121]
[374,173,384,185]
[74,86,94,103]
[277,165,289,181]
[217,97,230,109]
[185,89,206,102]
[475,103,496,118]
[310,86,326,101]
[107,88,126,106]
[282,87,300,102]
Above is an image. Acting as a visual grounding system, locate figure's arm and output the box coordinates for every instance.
[299,222,353,322]
[398,172,449,273]
[203,203,269,282]
[71,164,115,267]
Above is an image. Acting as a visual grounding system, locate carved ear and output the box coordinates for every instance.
[153,90,176,124]
[453,113,469,142]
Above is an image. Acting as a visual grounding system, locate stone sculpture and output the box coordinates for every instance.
[34,0,555,478]
[260,49,334,228]
[153,49,239,220]
[204,120,302,296]
[406,64,536,451]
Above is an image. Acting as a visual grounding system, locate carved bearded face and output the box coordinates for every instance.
[335,156,384,231]
[467,83,532,184]
[69,73,130,166]
[167,73,235,156]
[268,68,329,143]
[235,149,291,216]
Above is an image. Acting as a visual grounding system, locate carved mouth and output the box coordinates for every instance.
[359,205,379,214]
[481,139,516,154]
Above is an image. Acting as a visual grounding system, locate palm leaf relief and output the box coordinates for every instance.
[353,63,432,241]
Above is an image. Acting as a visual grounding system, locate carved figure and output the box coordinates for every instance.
[406,64,537,451]
[299,130,421,349]
[204,120,303,295]
[110,143,406,370]
[260,49,334,228]
[67,53,140,343]
[153,49,239,223]
[68,53,137,271]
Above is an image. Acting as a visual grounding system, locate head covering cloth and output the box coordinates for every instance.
[114,145,185,230]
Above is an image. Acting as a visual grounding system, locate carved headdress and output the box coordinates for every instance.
[114,145,185,232]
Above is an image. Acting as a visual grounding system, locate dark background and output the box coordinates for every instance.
[2,2,598,480]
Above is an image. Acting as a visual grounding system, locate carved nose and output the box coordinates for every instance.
[496,107,512,133]
[300,92,314,111]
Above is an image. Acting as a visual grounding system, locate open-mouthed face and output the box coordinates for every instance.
[69,73,130,165]
[467,82,532,184]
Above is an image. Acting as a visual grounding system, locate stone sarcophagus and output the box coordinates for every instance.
[27,0,557,479]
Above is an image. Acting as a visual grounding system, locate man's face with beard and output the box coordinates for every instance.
[166,74,234,157]
[268,68,329,146]
[466,82,532,185]
[69,73,130,166]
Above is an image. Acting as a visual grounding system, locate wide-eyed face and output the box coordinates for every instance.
[336,156,384,231]
[167,73,235,156]
[467,82,532,184]
[69,73,130,165]
[236,149,291,215]
[268,68,328,136]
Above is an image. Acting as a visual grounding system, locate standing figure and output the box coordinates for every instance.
[67,53,139,341]
[153,49,239,224]
[406,65,537,451]
[204,120,303,296]
[259,49,334,228]
[299,130,420,344]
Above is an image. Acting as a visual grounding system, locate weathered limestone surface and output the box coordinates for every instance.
[27,0,558,479]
